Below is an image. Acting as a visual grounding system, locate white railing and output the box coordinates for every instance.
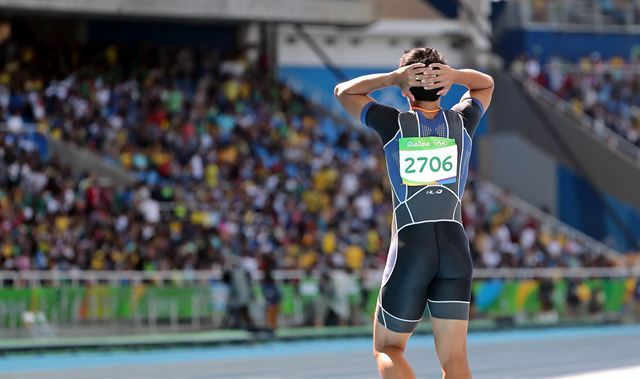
[481,179,623,262]
[1,266,639,288]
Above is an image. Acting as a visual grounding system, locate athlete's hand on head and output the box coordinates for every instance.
[422,63,457,97]
[393,63,428,102]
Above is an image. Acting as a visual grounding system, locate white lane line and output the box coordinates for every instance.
[552,366,640,379]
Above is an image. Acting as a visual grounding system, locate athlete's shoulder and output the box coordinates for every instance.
[361,102,400,145]
[361,102,400,125]
[451,97,484,116]
[450,97,484,136]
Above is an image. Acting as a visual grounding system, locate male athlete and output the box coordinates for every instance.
[334,48,493,379]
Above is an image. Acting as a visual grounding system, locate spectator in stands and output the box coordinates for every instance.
[222,264,256,330]
[325,264,351,326]
[633,278,640,321]
[537,278,558,324]
[588,285,605,320]
[298,269,321,327]
[527,0,634,25]
[566,279,582,317]
[261,270,281,332]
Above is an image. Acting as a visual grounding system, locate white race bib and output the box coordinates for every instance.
[399,137,458,186]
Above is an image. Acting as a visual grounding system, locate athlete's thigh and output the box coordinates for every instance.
[431,317,469,359]
[377,223,438,333]
[373,318,412,353]
[434,222,473,279]
[426,222,473,319]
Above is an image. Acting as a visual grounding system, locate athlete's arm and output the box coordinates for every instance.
[423,64,494,111]
[334,63,427,120]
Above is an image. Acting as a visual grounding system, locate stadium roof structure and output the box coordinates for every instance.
[0,0,379,25]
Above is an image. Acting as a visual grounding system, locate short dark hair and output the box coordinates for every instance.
[399,47,446,102]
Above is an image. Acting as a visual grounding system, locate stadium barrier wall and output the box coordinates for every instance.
[496,29,640,64]
[1,268,638,330]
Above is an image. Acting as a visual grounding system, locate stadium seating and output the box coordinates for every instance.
[0,44,618,271]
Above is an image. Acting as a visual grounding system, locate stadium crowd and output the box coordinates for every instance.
[528,0,639,25]
[511,53,640,147]
[0,131,219,271]
[0,44,618,273]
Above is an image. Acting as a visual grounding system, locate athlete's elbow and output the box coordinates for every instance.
[476,75,495,95]
[334,83,345,98]
[485,74,495,90]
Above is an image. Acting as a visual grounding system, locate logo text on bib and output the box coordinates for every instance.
[399,137,458,186]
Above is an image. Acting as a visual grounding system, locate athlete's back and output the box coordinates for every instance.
[361,99,484,331]
[362,99,484,231]
[334,46,493,378]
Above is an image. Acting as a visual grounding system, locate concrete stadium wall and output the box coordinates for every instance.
[276,21,467,69]
[484,70,640,250]
[49,138,134,188]
[490,71,640,210]
[478,132,557,214]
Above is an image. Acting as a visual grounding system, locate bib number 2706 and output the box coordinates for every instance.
[403,155,453,174]
[398,137,458,186]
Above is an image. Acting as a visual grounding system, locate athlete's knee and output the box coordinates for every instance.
[374,334,408,357]
[373,344,406,365]
[438,348,469,373]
